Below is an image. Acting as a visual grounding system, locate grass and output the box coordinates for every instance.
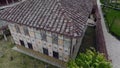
[100,0,120,4]
[0,37,56,68]
[103,8,120,37]
[79,26,96,53]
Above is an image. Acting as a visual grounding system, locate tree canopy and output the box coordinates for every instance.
[68,49,112,68]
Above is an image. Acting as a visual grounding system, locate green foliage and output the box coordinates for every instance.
[68,49,112,68]
[68,60,79,68]
[103,7,120,38]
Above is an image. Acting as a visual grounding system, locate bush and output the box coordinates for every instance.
[68,49,112,68]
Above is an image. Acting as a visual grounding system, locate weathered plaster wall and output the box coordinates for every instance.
[8,23,76,62]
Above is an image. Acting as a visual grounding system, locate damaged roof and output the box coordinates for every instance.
[0,0,93,38]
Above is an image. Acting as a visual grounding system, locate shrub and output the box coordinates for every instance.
[68,49,112,68]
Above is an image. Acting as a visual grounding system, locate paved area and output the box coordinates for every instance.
[97,0,120,68]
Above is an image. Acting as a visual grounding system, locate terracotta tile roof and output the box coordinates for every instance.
[0,0,21,6]
[0,0,93,38]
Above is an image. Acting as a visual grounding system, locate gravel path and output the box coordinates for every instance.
[97,0,120,68]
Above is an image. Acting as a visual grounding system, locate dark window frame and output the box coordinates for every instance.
[20,40,25,47]
[53,51,59,59]
[27,42,33,49]
[43,48,48,55]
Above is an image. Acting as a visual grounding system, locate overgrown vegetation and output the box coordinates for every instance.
[69,26,112,68]
[68,49,112,68]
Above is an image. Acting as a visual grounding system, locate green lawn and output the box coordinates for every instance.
[0,37,56,68]
[104,8,120,37]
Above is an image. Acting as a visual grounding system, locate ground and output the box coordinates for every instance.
[79,26,96,53]
[0,37,56,68]
[104,8,120,35]
[100,0,120,38]
[102,6,120,38]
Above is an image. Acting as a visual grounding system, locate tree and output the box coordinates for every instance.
[68,60,79,68]
[68,49,112,68]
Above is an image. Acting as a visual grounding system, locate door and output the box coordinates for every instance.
[43,48,48,55]
[53,51,59,59]
[20,40,25,47]
[28,43,33,49]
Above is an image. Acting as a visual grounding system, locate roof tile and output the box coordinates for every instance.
[0,0,93,38]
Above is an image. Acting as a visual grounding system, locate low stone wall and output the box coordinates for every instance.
[94,2,109,60]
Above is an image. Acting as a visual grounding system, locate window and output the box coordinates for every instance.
[64,40,70,48]
[53,51,59,59]
[23,26,29,36]
[15,25,20,33]
[43,48,48,55]
[20,40,25,47]
[35,29,41,39]
[52,33,58,44]
[41,30,47,41]
[27,43,33,49]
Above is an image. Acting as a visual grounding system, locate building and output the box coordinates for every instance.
[0,0,21,6]
[0,0,95,67]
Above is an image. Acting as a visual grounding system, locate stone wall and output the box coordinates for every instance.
[8,23,78,62]
[93,2,109,60]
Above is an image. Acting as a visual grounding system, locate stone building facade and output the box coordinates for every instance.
[0,0,94,63]
[8,23,81,62]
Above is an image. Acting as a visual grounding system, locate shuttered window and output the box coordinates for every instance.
[64,37,71,48]
[23,26,29,36]
[35,29,41,39]
[15,25,21,33]
[52,33,58,44]
[41,30,47,41]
